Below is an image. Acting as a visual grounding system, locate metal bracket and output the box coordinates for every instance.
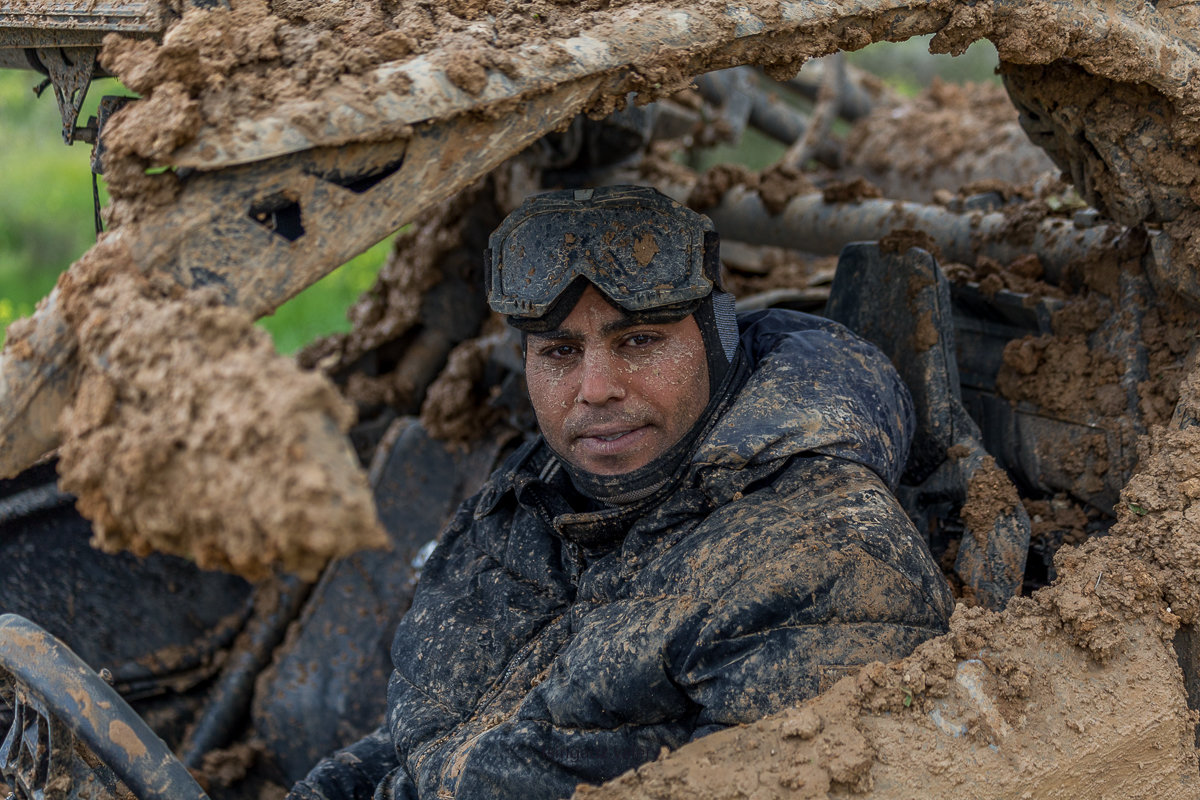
[30,47,98,145]
[0,682,88,800]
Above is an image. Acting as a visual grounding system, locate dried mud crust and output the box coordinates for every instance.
[842,80,1056,204]
[295,180,499,445]
[577,355,1200,799]
[1001,60,1200,303]
[991,281,1195,505]
[960,455,1018,550]
[68,0,1200,274]
[53,241,387,582]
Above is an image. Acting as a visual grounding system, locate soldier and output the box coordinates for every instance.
[291,185,953,800]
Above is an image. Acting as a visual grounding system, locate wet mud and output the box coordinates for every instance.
[53,243,387,582]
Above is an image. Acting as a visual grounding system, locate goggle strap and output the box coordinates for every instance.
[703,230,723,288]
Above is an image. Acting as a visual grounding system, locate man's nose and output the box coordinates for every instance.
[576,349,626,406]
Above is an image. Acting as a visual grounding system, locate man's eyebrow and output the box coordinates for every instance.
[529,317,642,342]
[528,327,577,342]
[600,317,640,337]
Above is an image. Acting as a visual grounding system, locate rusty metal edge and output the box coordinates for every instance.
[0,613,209,800]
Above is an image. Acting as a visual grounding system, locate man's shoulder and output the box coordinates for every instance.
[647,455,951,617]
[695,308,915,492]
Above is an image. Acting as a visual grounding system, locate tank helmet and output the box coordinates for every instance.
[486,185,740,386]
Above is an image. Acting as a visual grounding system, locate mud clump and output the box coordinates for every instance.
[54,241,387,582]
[949,252,1067,301]
[821,177,882,205]
[688,163,815,216]
[419,334,508,445]
[961,455,1019,548]
[997,330,1123,420]
[193,741,265,792]
[842,80,1056,204]
[878,228,942,263]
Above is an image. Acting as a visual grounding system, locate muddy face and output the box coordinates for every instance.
[524,286,709,475]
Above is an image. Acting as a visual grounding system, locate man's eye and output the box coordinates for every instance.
[625,333,657,348]
[541,344,577,359]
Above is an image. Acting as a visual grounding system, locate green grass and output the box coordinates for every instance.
[0,71,113,342]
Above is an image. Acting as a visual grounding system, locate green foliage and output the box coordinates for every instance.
[0,71,115,345]
[257,237,393,354]
[847,35,1000,95]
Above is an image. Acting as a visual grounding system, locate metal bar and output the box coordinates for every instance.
[0,290,77,481]
[778,52,844,169]
[694,68,756,142]
[0,1,166,33]
[0,483,72,526]
[783,60,879,121]
[704,187,1132,283]
[0,614,209,800]
[179,576,309,768]
[167,0,954,169]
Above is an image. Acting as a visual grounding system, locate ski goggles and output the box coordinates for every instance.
[486,186,718,328]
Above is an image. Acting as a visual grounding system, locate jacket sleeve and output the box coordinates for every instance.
[667,455,954,737]
[287,726,398,800]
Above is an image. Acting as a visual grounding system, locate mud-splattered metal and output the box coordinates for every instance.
[0,613,209,800]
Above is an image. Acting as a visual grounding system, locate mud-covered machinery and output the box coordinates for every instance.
[1,0,1200,483]
[0,1,170,144]
[4,1,1200,799]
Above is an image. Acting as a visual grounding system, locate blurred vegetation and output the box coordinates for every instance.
[0,73,113,343]
[0,70,393,352]
[848,34,999,94]
[687,34,999,171]
[257,237,393,353]
[0,34,997,351]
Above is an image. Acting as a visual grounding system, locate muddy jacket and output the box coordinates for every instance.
[293,309,954,800]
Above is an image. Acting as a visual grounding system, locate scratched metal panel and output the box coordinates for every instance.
[0,0,166,47]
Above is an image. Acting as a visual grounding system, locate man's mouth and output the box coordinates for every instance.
[573,425,650,452]
[578,424,642,440]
